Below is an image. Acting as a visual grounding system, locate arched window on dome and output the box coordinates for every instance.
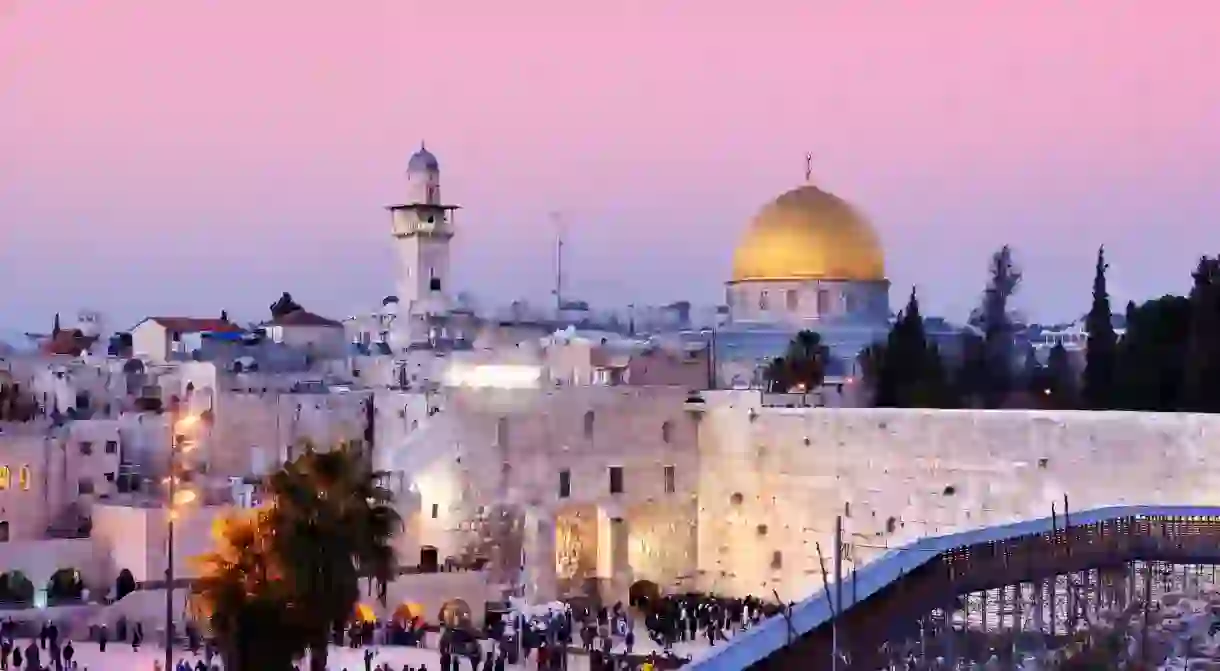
[758,291,769,311]
[816,289,831,316]
[785,290,799,311]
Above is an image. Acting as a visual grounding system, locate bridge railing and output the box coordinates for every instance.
[690,504,1220,671]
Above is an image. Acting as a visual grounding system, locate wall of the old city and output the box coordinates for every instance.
[694,390,1220,599]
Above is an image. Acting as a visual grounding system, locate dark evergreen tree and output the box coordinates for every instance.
[1115,295,1191,411]
[868,288,952,407]
[1082,246,1118,409]
[1183,257,1220,412]
[1046,342,1077,408]
[968,245,1022,407]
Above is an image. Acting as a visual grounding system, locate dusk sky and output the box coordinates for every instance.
[2,1,1218,332]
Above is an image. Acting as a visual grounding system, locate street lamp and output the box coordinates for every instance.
[166,412,199,671]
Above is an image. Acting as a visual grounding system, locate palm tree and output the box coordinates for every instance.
[192,511,309,670]
[264,443,401,671]
[766,330,831,392]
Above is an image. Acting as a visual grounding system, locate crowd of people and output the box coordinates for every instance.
[0,589,785,670]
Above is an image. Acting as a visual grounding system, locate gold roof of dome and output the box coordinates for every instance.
[731,184,886,283]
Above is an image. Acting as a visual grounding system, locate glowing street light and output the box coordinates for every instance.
[165,412,200,670]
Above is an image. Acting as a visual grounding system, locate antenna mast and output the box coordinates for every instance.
[551,211,565,314]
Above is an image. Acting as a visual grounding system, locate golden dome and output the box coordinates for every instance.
[731,185,885,283]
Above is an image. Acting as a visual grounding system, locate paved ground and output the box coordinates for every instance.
[23,620,731,669]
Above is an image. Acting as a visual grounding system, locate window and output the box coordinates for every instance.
[0,522,8,542]
[661,421,673,444]
[0,466,8,490]
[663,465,676,494]
[18,466,30,491]
[558,469,571,499]
[817,290,831,315]
[582,411,595,439]
[429,277,442,292]
[79,442,93,456]
[786,290,799,311]
[758,292,769,310]
[78,478,95,495]
[430,503,439,519]
[104,440,118,454]
[608,466,624,495]
[104,472,115,482]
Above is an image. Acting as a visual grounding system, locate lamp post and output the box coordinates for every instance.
[166,412,199,671]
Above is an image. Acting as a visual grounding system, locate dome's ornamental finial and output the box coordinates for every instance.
[805,152,813,183]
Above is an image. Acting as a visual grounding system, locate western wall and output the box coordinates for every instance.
[694,390,1220,599]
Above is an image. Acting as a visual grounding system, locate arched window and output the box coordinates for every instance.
[661,421,673,444]
[0,466,9,490]
[583,411,595,438]
[18,465,31,491]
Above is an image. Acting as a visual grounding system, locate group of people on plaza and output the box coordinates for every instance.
[640,592,781,652]
[0,590,781,671]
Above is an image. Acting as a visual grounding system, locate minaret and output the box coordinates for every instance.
[387,143,460,323]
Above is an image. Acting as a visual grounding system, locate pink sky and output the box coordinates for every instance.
[2,1,1219,329]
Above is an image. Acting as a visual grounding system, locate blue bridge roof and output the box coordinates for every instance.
[692,504,1220,671]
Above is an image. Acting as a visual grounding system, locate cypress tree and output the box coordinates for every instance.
[1083,246,1118,409]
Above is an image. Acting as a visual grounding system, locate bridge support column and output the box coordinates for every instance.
[998,584,1007,632]
[1033,579,1044,635]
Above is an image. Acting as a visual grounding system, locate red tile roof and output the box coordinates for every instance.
[41,330,99,356]
[147,317,245,334]
[269,310,342,327]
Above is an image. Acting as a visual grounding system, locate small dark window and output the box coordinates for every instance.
[0,522,8,542]
[730,492,744,506]
[429,277,442,292]
[942,485,956,496]
[756,524,768,537]
[79,442,93,456]
[609,466,624,495]
[1037,457,1049,469]
[559,470,571,498]
[496,417,509,447]
[583,411,595,438]
[661,421,673,444]
[104,440,118,454]
[431,503,439,519]
[78,478,95,495]
[844,502,851,518]
[771,551,783,570]
[104,472,115,482]
[886,516,898,534]
[663,466,676,494]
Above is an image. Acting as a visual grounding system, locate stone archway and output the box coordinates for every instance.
[438,598,472,628]
[392,601,424,624]
[115,568,137,601]
[46,568,84,604]
[0,571,35,606]
[629,580,661,608]
[353,603,377,623]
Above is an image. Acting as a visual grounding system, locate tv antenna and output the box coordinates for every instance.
[551,211,566,313]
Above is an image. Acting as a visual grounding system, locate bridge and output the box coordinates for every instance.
[692,505,1220,671]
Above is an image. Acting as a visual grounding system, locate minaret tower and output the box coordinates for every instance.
[387,143,460,321]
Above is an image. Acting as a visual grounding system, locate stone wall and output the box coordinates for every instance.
[694,390,1220,600]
